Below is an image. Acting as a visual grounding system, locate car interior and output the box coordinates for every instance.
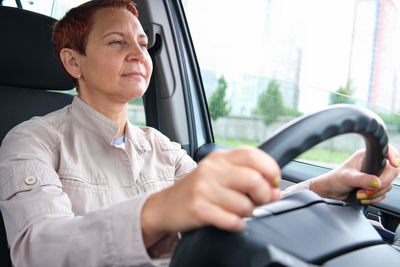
[1,0,400,266]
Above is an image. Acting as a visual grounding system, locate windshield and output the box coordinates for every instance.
[182,0,400,184]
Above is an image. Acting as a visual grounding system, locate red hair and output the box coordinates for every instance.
[52,0,138,85]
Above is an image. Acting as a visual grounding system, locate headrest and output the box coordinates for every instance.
[0,6,74,90]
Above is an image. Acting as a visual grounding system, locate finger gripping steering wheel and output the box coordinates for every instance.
[171,104,390,267]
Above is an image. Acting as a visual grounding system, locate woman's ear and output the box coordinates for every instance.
[59,48,81,79]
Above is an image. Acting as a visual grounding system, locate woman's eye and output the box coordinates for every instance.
[109,40,123,45]
[139,43,148,49]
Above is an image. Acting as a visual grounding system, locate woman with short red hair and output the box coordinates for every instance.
[0,0,398,266]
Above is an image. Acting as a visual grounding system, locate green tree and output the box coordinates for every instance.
[208,75,231,121]
[253,80,285,125]
[284,107,303,117]
[329,81,354,105]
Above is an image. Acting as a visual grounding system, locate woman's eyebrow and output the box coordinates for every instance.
[138,33,148,40]
[102,31,148,40]
[102,31,124,39]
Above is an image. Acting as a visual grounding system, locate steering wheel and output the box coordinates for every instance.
[170,104,400,267]
[258,103,387,210]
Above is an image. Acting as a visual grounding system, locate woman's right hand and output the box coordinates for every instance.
[141,147,281,248]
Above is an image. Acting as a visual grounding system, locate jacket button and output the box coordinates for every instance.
[24,176,37,185]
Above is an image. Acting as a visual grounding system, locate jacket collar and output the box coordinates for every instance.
[71,96,151,151]
[71,96,120,145]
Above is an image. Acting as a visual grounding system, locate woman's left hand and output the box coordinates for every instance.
[310,145,400,204]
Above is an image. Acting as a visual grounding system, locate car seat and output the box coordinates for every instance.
[0,6,74,265]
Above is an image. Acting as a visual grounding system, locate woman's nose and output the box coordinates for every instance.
[127,43,146,63]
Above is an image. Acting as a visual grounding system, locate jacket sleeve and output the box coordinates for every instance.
[151,129,197,181]
[0,128,163,267]
[174,148,197,181]
[281,179,312,198]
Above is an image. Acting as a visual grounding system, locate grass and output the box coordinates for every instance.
[215,137,400,185]
[296,148,352,166]
[215,137,352,167]
[215,138,258,148]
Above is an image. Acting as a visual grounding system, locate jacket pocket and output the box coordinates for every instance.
[58,168,109,191]
[135,167,175,192]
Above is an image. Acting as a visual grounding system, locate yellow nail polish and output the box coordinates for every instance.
[273,177,281,188]
[369,179,380,189]
[361,199,370,205]
[395,158,400,168]
[357,192,368,199]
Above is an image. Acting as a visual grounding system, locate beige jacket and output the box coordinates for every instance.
[0,96,310,266]
[0,96,196,266]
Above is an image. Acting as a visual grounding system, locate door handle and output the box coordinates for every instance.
[367,212,395,241]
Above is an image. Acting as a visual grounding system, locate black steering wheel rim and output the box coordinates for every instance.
[258,104,387,175]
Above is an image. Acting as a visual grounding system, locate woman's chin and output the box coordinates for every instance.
[123,90,146,103]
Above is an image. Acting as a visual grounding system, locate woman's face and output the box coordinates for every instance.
[77,7,152,104]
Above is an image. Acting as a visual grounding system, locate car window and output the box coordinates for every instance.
[1,0,146,127]
[182,0,400,184]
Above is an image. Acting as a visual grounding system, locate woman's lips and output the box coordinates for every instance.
[122,71,144,79]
